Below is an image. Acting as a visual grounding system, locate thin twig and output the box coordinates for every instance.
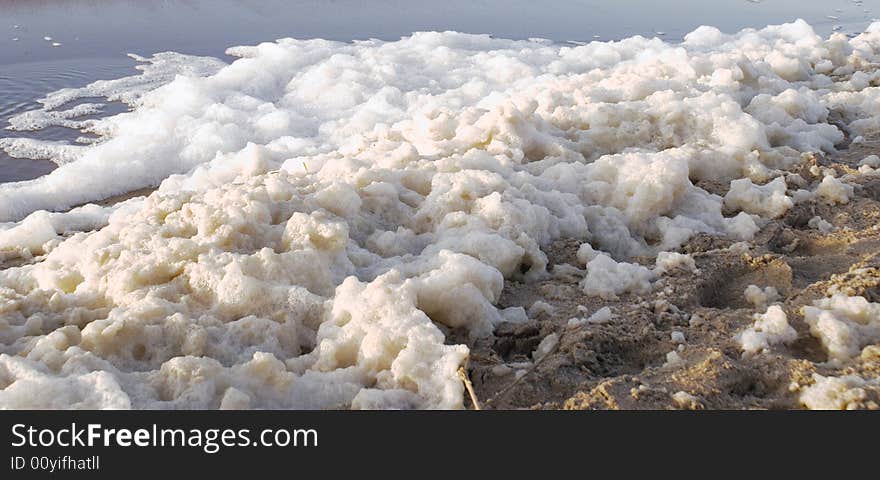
[484,327,567,407]
[457,366,481,410]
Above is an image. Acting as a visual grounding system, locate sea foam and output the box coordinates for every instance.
[1,20,880,408]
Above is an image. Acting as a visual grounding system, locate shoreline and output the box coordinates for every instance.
[3,21,880,409]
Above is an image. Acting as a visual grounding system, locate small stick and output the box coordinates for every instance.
[485,328,565,406]
[458,366,481,410]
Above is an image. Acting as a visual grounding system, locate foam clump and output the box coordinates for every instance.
[803,295,880,362]
[567,306,614,327]
[744,284,780,308]
[814,175,853,204]
[0,202,133,256]
[724,177,792,218]
[528,300,555,318]
[532,333,559,361]
[672,391,702,409]
[800,373,879,410]
[859,154,880,168]
[737,305,797,355]
[4,20,880,408]
[653,252,696,275]
[808,215,835,232]
[580,253,654,300]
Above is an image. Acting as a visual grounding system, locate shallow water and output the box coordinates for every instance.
[0,57,134,181]
[1,0,878,183]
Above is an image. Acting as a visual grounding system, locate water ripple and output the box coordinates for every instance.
[0,57,136,183]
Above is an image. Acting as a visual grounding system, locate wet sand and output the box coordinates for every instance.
[464,138,880,410]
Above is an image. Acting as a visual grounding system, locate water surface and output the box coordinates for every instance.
[1,0,877,182]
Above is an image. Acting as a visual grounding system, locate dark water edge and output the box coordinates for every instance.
[1,0,877,184]
[0,56,138,183]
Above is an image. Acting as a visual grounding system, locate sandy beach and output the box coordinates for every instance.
[471,139,880,409]
[3,18,880,410]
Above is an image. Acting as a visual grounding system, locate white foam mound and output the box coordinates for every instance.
[800,373,880,410]
[737,305,797,355]
[724,177,793,218]
[653,252,697,275]
[814,174,853,204]
[803,294,880,362]
[4,20,880,408]
[580,253,654,300]
[744,284,780,308]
